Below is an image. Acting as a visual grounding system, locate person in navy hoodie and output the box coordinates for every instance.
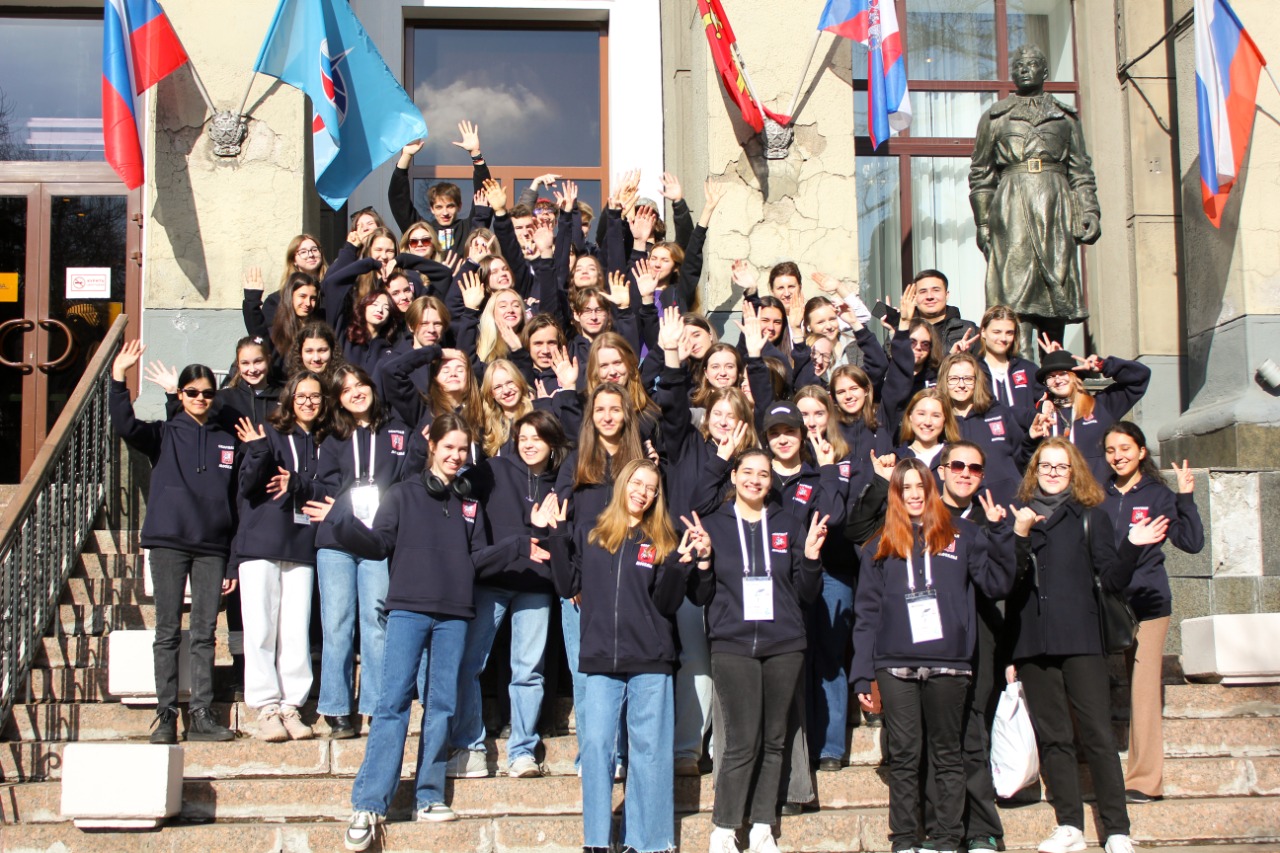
[233,370,329,743]
[303,365,411,739]
[851,458,1016,853]
[936,353,1032,504]
[446,409,571,780]
[332,414,540,851]
[341,290,400,376]
[1101,422,1204,806]
[693,449,829,853]
[895,388,960,473]
[545,458,703,853]
[971,305,1043,420]
[109,341,237,745]
[881,283,944,435]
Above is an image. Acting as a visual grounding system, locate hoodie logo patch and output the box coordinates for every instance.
[220,449,234,466]
[945,538,957,553]
[794,484,813,504]
[390,432,405,452]
[988,419,1005,437]
[461,500,478,521]
[1131,507,1150,524]
[771,532,789,552]
[637,544,656,566]
[1012,370,1028,388]
[838,461,851,480]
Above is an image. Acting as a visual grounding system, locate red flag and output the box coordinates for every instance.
[698,0,791,132]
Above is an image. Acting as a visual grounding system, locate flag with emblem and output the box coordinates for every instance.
[817,0,911,149]
[253,0,427,208]
[697,0,791,133]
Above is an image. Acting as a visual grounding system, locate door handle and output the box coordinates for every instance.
[38,318,78,372]
[0,318,35,374]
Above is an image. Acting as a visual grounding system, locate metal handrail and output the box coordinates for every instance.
[0,315,127,724]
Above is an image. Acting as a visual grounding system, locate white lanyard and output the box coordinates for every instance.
[352,429,377,484]
[287,435,301,472]
[734,506,771,578]
[960,504,973,520]
[905,548,933,592]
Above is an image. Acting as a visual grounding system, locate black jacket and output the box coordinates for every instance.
[881,329,938,439]
[691,503,823,658]
[850,517,1016,693]
[1101,477,1204,621]
[1040,356,1151,482]
[978,356,1044,422]
[953,403,1033,505]
[232,425,324,571]
[1005,500,1141,659]
[928,306,979,351]
[468,455,560,593]
[313,419,414,551]
[110,380,239,557]
[387,159,492,247]
[546,525,690,675]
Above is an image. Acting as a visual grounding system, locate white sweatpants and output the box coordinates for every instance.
[239,559,314,709]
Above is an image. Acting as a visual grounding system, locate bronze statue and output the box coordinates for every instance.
[969,44,1100,358]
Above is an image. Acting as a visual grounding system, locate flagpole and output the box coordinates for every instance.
[235,73,259,120]
[1265,64,1280,99]
[784,31,824,122]
[185,62,219,117]
[731,41,770,125]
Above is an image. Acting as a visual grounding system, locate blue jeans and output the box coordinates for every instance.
[808,571,854,760]
[316,548,389,717]
[351,610,467,814]
[451,586,552,759]
[561,597,627,770]
[581,672,674,852]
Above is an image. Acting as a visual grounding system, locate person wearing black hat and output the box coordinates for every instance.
[1028,344,1150,483]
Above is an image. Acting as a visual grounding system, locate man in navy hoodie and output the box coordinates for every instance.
[388,120,492,252]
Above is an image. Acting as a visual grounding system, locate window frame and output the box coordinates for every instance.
[401,19,611,215]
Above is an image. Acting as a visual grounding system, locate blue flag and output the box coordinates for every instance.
[253,0,427,209]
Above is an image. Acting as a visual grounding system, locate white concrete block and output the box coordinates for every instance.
[142,549,192,602]
[108,630,191,705]
[1181,613,1280,683]
[60,743,183,829]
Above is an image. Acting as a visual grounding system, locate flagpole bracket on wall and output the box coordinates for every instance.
[208,110,248,157]
[763,118,793,160]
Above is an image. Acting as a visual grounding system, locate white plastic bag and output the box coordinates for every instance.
[989,681,1040,798]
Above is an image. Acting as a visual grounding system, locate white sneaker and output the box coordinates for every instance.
[444,748,489,778]
[344,810,380,851]
[1038,825,1087,853]
[748,822,779,853]
[709,825,742,853]
[508,755,542,778]
[279,705,314,740]
[255,705,288,743]
[1104,835,1136,853]
[415,803,458,822]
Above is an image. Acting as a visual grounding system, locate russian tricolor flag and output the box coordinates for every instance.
[1194,0,1266,228]
[102,0,189,189]
[819,0,911,149]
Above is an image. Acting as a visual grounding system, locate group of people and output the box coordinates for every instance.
[111,120,1204,853]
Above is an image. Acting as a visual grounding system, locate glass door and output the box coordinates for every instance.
[0,185,39,483]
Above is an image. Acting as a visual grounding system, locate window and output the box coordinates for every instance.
[0,13,104,162]
[404,23,608,221]
[853,0,1079,327]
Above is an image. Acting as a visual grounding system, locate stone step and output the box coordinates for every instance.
[45,604,234,639]
[20,668,113,704]
[58,577,147,606]
[1,792,1278,849]
[87,530,141,556]
[74,552,143,580]
[30,636,109,669]
[1159,684,1280,719]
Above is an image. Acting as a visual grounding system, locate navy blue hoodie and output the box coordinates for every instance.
[327,473,529,618]
[313,418,413,551]
[1101,476,1204,620]
[881,329,938,439]
[110,380,238,557]
[546,525,690,675]
[953,402,1032,505]
[850,517,1016,694]
[979,356,1043,421]
[691,503,823,658]
[1041,356,1151,482]
[468,454,560,593]
[232,425,325,572]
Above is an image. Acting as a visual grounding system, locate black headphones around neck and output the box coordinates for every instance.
[422,469,473,500]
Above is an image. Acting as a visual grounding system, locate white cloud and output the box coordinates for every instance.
[413,77,550,139]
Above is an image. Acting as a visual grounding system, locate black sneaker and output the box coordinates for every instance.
[326,715,357,739]
[1125,789,1160,804]
[863,710,884,727]
[818,757,843,772]
[966,836,1002,851]
[186,707,235,741]
[149,706,179,744]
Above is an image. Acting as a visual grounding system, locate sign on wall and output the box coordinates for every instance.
[65,268,111,300]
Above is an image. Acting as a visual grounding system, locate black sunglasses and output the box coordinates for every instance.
[946,460,984,476]
[180,387,217,400]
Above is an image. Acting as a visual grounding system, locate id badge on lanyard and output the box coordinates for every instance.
[736,506,774,622]
[905,551,943,643]
[349,433,379,527]
[289,435,311,526]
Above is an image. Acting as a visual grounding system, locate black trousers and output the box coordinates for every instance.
[149,547,225,711]
[878,670,970,851]
[1019,654,1131,837]
[710,650,804,828]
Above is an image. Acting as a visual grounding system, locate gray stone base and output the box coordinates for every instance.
[1162,421,1280,469]
[139,309,246,419]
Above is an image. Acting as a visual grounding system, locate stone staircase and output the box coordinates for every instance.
[2,531,1280,851]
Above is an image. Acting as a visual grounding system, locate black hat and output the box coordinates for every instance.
[762,401,803,434]
[1036,350,1078,385]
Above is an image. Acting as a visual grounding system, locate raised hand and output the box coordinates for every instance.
[811,436,836,467]
[716,420,749,460]
[555,179,580,212]
[482,178,507,215]
[551,346,580,390]
[629,205,657,244]
[645,440,660,465]
[112,339,145,381]
[898,282,918,328]
[731,259,758,293]
[605,270,632,309]
[533,221,556,257]
[496,316,523,352]
[657,305,683,353]
[811,271,841,295]
[535,379,551,400]
[235,417,266,444]
[451,120,481,158]
[1128,515,1170,546]
[302,496,335,523]
[660,171,684,202]
[266,465,292,500]
[804,513,831,559]
[442,250,465,277]
[531,173,561,190]
[678,511,712,561]
[632,257,659,302]
[735,300,765,358]
[1029,402,1056,439]
[699,179,726,227]
[1037,332,1063,354]
[977,489,1007,524]
[951,327,979,354]
[1072,353,1104,373]
[1171,459,1195,494]
[473,189,487,209]
[1009,504,1046,537]
[142,361,179,395]
[243,266,264,292]
[402,138,426,158]
[871,450,897,481]
[530,493,563,529]
[459,271,485,311]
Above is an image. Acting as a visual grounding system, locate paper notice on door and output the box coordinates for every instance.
[66,267,111,299]
[0,273,17,303]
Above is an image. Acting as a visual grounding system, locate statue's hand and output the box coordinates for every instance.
[1078,213,1101,245]
[976,224,991,258]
